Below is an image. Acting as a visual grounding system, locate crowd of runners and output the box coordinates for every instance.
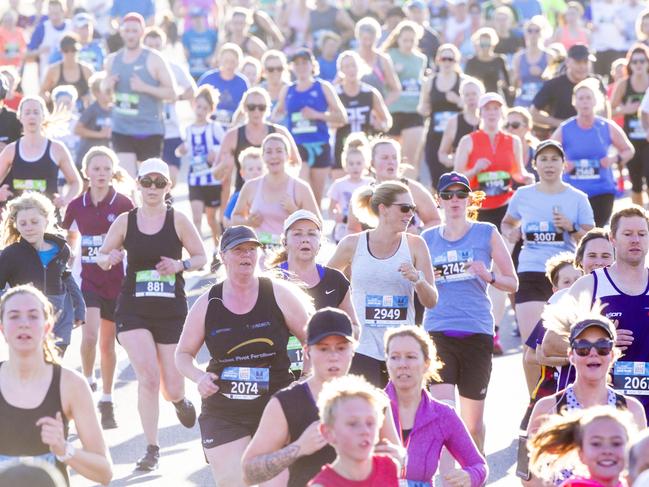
[5,0,649,486]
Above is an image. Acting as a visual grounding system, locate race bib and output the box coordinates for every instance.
[114,92,140,117]
[215,109,232,125]
[287,335,303,372]
[219,366,269,400]
[12,179,47,192]
[570,159,600,180]
[291,112,317,135]
[477,170,511,196]
[629,118,647,140]
[433,249,474,282]
[524,221,564,244]
[81,235,104,264]
[613,361,649,395]
[399,481,432,487]
[134,270,176,298]
[519,81,542,103]
[402,78,420,96]
[365,295,408,327]
[433,111,454,133]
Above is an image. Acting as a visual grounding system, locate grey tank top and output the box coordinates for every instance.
[111,48,164,136]
[351,231,415,360]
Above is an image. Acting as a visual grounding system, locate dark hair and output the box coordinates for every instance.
[610,205,649,238]
[195,84,219,110]
[625,44,649,77]
[544,252,576,287]
[574,228,610,269]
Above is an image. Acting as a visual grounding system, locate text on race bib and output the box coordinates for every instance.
[135,270,175,298]
[433,249,474,282]
[287,335,303,372]
[365,295,408,327]
[114,93,140,117]
[524,221,564,244]
[433,111,454,133]
[291,112,317,134]
[81,235,105,264]
[219,366,269,400]
[614,361,649,396]
[570,159,600,180]
[13,179,47,192]
[476,171,511,196]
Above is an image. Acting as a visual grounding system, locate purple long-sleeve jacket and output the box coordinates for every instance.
[386,382,488,486]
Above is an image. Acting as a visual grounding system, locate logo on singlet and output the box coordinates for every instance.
[107,213,116,222]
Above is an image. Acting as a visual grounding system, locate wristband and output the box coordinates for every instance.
[568,223,578,234]
[56,441,76,462]
[182,259,191,271]
[489,271,496,284]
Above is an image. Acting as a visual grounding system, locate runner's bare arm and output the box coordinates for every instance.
[327,234,359,277]
[273,279,313,344]
[175,293,210,384]
[271,84,289,123]
[453,134,475,178]
[97,213,128,270]
[489,229,519,293]
[321,80,348,126]
[417,75,434,117]
[53,141,82,206]
[339,289,361,340]
[174,210,207,271]
[409,180,441,229]
[409,234,438,308]
[437,114,458,168]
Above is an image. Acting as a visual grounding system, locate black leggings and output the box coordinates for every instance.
[589,193,615,227]
[349,353,389,389]
[627,141,649,194]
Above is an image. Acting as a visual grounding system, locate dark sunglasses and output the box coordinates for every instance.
[139,176,168,189]
[394,204,417,213]
[265,66,284,72]
[571,338,614,357]
[505,121,522,129]
[439,57,456,63]
[526,28,541,34]
[246,104,267,112]
[439,190,470,200]
[631,58,648,65]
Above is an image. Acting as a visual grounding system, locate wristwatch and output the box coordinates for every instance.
[182,259,192,271]
[414,270,425,284]
[56,441,76,462]
[568,223,578,234]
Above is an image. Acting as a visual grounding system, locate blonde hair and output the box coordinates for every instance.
[0,285,60,364]
[352,181,410,227]
[572,78,605,113]
[460,76,486,98]
[336,50,371,79]
[385,325,443,383]
[2,192,57,247]
[529,406,635,481]
[81,146,132,186]
[18,95,70,137]
[544,252,577,287]
[88,71,106,96]
[238,146,263,166]
[472,27,499,47]
[381,20,423,52]
[355,16,382,42]
[318,374,388,427]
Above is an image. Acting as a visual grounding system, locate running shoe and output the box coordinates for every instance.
[173,398,196,428]
[89,381,97,393]
[493,333,504,355]
[98,401,117,430]
[135,445,159,471]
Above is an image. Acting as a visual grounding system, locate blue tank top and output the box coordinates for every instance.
[286,79,329,145]
[514,52,548,107]
[111,48,164,136]
[422,222,495,336]
[592,267,649,416]
[561,116,614,197]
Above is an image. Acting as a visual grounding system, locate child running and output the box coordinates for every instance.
[175,85,225,269]
[223,146,265,227]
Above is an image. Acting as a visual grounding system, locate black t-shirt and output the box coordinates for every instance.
[0,106,22,146]
[419,26,441,68]
[533,74,607,121]
[495,33,525,57]
[465,55,509,94]
[307,266,350,310]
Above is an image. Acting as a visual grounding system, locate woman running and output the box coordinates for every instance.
[382,20,427,178]
[512,16,552,108]
[423,171,517,456]
[328,181,437,387]
[385,325,488,486]
[272,47,347,205]
[0,95,81,207]
[501,140,594,394]
[97,158,206,471]
[62,147,134,430]
[0,192,85,355]
[241,308,402,487]
[0,285,112,485]
[551,78,634,227]
[231,133,321,252]
[175,225,312,486]
[418,43,465,188]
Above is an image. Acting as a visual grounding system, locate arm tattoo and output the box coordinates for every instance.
[244,444,301,484]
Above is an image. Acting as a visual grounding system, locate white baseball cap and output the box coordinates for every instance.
[478,92,506,109]
[283,209,322,233]
[138,158,170,180]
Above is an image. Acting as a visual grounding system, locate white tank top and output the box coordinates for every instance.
[351,231,415,360]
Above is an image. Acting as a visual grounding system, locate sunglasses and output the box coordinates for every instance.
[631,59,648,65]
[394,204,417,213]
[571,338,614,357]
[439,190,470,200]
[526,28,541,34]
[139,176,168,189]
[439,57,456,63]
[265,66,284,72]
[246,104,267,112]
[505,121,522,129]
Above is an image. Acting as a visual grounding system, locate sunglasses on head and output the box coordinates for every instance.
[505,121,522,129]
[571,338,614,357]
[246,103,267,112]
[394,203,417,213]
[139,176,168,189]
[439,190,470,200]
[265,66,283,73]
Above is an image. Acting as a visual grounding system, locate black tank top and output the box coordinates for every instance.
[335,83,376,156]
[0,363,70,484]
[5,138,59,199]
[57,63,89,100]
[203,277,293,416]
[452,113,478,150]
[233,123,277,191]
[117,208,186,319]
[623,78,648,142]
[426,74,463,137]
[275,381,336,487]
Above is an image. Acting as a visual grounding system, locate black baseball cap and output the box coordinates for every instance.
[290,48,314,63]
[534,140,565,160]
[569,319,615,344]
[219,226,262,252]
[438,171,472,192]
[567,43,596,62]
[307,308,355,345]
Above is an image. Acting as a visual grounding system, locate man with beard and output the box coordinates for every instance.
[104,12,176,179]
